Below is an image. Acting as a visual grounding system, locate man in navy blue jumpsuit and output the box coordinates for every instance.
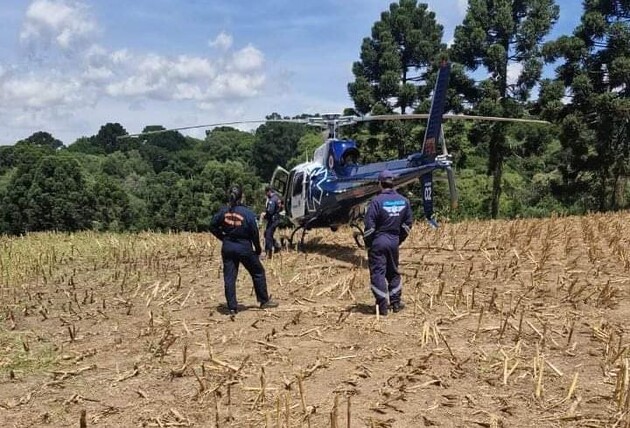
[363,170,413,316]
[262,185,282,259]
[210,185,279,315]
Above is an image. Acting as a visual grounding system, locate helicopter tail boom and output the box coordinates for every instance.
[420,61,452,223]
[421,61,451,160]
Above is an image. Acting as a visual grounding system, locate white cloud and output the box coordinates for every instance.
[82,66,113,82]
[2,0,269,143]
[507,62,523,85]
[20,0,97,52]
[231,45,264,72]
[104,51,264,101]
[209,31,233,51]
[208,73,266,99]
[0,72,82,108]
[457,0,468,15]
[169,56,216,80]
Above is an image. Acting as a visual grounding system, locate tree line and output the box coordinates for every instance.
[0,0,628,235]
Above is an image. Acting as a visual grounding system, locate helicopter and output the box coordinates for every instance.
[264,61,549,249]
[123,61,548,249]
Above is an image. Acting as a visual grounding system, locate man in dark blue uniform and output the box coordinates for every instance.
[262,185,282,259]
[363,170,413,316]
[210,185,279,316]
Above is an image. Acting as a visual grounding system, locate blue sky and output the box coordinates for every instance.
[0,0,579,145]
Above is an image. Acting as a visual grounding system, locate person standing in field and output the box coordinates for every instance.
[210,185,279,316]
[262,185,282,259]
[363,170,413,316]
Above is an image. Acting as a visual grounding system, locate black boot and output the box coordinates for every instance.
[260,299,279,309]
[392,302,405,313]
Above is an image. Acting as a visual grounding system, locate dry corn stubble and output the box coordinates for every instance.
[0,215,628,426]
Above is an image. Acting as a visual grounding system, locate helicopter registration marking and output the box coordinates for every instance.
[424,183,432,201]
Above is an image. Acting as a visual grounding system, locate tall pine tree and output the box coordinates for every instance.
[541,0,630,210]
[348,0,445,117]
[452,0,559,218]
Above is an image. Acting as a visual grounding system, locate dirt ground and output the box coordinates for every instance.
[1,212,629,427]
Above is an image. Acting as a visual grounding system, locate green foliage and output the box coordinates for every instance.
[94,123,128,154]
[540,0,630,211]
[203,127,255,165]
[286,134,324,169]
[67,136,105,155]
[0,147,15,175]
[1,165,35,235]
[348,0,445,115]
[101,150,153,178]
[452,0,560,218]
[1,2,629,235]
[252,122,309,181]
[26,155,93,232]
[17,131,64,150]
[347,0,450,158]
[201,160,264,216]
[142,127,191,152]
[89,175,133,231]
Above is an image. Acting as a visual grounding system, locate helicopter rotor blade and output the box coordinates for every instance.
[348,113,549,125]
[120,118,322,139]
[120,112,549,140]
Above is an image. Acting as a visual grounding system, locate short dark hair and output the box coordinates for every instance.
[264,185,272,192]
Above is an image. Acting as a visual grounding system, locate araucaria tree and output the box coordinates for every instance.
[452,0,559,218]
[541,0,630,211]
[347,0,445,117]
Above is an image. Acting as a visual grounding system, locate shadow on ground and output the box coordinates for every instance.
[214,303,259,315]
[288,237,368,266]
[345,302,376,315]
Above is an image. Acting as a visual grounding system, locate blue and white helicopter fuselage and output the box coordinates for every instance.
[270,136,455,247]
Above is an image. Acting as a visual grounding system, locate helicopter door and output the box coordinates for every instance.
[290,172,306,219]
[270,166,289,201]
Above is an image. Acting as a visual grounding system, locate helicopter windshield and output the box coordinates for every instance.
[341,148,360,166]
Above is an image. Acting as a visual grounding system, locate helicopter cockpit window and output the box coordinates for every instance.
[292,173,304,196]
[341,149,360,166]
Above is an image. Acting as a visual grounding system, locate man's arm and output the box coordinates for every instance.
[248,212,263,255]
[363,199,378,248]
[209,209,225,241]
[264,197,277,219]
[400,199,413,244]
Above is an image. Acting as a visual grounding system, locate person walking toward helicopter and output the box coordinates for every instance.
[210,185,279,315]
[363,170,413,316]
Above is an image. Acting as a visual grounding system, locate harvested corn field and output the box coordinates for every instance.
[1,212,629,427]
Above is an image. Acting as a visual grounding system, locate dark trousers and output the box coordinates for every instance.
[264,219,278,253]
[368,237,401,315]
[222,241,269,311]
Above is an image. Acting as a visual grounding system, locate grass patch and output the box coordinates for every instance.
[0,327,57,376]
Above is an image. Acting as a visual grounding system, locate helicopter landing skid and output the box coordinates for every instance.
[288,225,310,251]
[350,223,365,248]
[288,226,303,250]
[288,218,319,251]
